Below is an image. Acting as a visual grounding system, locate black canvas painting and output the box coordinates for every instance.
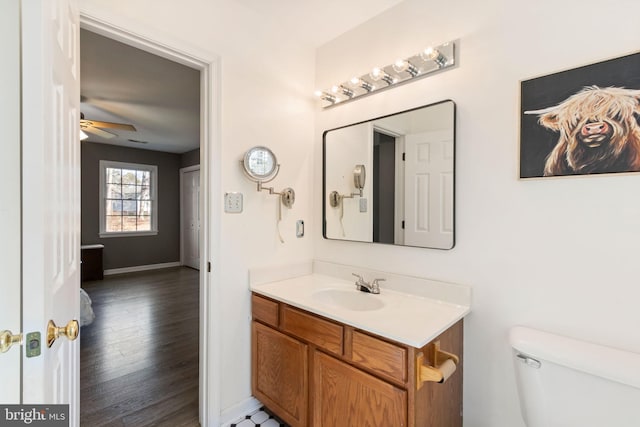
[520,52,640,178]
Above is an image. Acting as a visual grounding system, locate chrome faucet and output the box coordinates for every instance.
[351,273,384,294]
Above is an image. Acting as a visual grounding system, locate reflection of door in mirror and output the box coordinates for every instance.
[404,130,454,247]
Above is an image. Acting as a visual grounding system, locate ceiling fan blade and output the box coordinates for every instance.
[81,119,136,131]
[83,126,117,139]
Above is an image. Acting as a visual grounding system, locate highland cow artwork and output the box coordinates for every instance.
[520,53,640,178]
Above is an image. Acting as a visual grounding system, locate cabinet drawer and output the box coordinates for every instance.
[281,306,343,355]
[351,330,407,384]
[252,294,279,327]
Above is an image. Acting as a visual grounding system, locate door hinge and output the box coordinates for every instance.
[207,262,211,272]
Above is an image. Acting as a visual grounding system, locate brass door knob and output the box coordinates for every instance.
[0,330,23,353]
[47,319,79,348]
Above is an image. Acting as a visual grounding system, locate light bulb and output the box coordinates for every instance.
[369,67,384,81]
[392,59,419,77]
[420,47,447,68]
[392,59,407,72]
[369,67,395,85]
[314,90,337,104]
[337,85,355,98]
[349,76,374,92]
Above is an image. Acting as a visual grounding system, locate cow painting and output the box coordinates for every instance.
[525,86,640,176]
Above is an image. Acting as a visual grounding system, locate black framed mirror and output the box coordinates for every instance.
[323,100,455,249]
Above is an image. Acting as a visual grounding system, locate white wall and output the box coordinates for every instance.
[314,0,640,426]
[79,0,316,414]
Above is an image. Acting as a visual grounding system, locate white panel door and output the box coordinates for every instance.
[182,167,200,270]
[21,0,81,424]
[404,130,454,248]
[0,0,23,404]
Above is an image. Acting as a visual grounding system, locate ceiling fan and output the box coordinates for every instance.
[80,112,136,139]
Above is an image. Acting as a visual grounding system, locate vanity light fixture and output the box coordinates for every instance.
[315,40,456,108]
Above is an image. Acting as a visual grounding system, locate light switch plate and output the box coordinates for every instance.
[224,192,243,213]
[359,198,367,213]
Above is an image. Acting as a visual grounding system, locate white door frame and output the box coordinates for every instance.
[180,165,201,269]
[79,13,222,427]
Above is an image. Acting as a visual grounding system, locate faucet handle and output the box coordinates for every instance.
[371,278,386,289]
[351,273,365,283]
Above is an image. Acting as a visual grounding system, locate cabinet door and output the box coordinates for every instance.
[252,321,308,427]
[312,350,407,427]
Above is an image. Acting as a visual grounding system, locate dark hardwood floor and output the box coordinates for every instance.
[80,267,200,427]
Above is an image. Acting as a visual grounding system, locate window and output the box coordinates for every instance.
[99,160,158,237]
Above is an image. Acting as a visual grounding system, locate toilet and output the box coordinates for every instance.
[510,326,640,427]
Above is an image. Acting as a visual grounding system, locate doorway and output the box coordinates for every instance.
[79,13,221,426]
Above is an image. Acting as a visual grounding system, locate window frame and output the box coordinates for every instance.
[99,160,159,238]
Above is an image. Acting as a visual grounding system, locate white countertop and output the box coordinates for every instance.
[250,271,471,348]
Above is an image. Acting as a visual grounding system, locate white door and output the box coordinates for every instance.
[404,130,454,248]
[21,0,81,424]
[0,0,23,405]
[181,167,200,270]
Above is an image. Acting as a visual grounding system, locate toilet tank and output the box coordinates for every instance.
[510,326,640,427]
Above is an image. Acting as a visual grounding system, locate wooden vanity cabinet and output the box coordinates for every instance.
[252,321,308,427]
[312,350,407,427]
[251,293,463,427]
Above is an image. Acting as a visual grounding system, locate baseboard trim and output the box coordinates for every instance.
[103,261,181,276]
[220,397,262,427]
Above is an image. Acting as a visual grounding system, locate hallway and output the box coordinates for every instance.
[80,267,199,426]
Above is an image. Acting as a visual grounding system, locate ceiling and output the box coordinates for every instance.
[235,0,404,47]
[79,0,403,153]
[80,29,200,154]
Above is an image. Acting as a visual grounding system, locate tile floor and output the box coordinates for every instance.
[230,407,289,427]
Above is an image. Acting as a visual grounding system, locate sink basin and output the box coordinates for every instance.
[312,288,385,311]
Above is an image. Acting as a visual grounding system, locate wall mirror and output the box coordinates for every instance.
[323,100,455,249]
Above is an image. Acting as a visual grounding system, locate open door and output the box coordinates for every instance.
[21,0,81,424]
[0,0,22,405]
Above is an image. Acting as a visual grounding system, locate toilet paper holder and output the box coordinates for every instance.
[416,340,459,388]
